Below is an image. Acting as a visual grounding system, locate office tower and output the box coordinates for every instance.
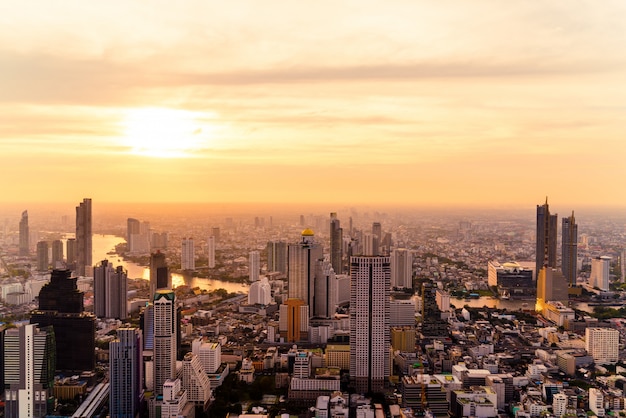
[562,212,578,286]
[140,304,154,350]
[66,238,76,269]
[51,240,63,268]
[330,212,343,274]
[488,261,534,299]
[421,282,449,338]
[192,338,221,374]
[363,233,380,256]
[93,260,128,320]
[267,240,288,275]
[288,229,323,308]
[19,210,29,256]
[127,218,140,252]
[249,277,272,305]
[349,256,390,394]
[586,327,619,364]
[249,250,260,282]
[313,259,337,319]
[4,324,56,418]
[590,256,611,291]
[181,352,212,411]
[149,251,170,299]
[391,249,413,289]
[536,199,557,278]
[181,238,195,271]
[372,222,382,241]
[207,236,216,268]
[75,198,92,276]
[109,328,142,418]
[36,241,49,272]
[535,267,569,313]
[30,269,95,372]
[153,290,177,396]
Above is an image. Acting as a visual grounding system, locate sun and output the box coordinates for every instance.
[121,108,214,157]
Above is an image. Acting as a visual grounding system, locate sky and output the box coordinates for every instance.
[1,1,626,208]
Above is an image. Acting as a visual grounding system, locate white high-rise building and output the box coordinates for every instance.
[249,277,272,305]
[586,327,619,364]
[249,250,260,282]
[181,238,195,271]
[153,290,177,396]
[350,256,390,394]
[93,260,128,320]
[110,328,142,418]
[207,236,216,268]
[589,388,605,417]
[391,249,413,289]
[161,379,188,417]
[552,392,568,418]
[363,233,379,256]
[181,352,212,411]
[192,339,221,374]
[590,256,611,291]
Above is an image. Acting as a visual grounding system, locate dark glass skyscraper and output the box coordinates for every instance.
[19,210,29,256]
[75,198,92,276]
[562,211,578,286]
[330,212,343,274]
[149,251,170,298]
[536,199,558,278]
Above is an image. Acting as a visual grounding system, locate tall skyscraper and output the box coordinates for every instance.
[536,199,557,278]
[391,248,413,289]
[249,250,260,282]
[267,240,288,275]
[4,324,56,418]
[562,211,578,286]
[207,236,216,268]
[36,241,49,272]
[75,198,92,276]
[19,210,29,256]
[51,240,64,268]
[330,212,343,274]
[590,256,611,291]
[363,233,380,256]
[313,259,337,319]
[153,290,177,396]
[66,238,76,269]
[93,260,128,320]
[372,222,382,241]
[288,229,323,308]
[181,238,195,271]
[109,328,143,418]
[149,251,170,299]
[349,256,390,394]
[535,267,569,313]
[30,269,95,372]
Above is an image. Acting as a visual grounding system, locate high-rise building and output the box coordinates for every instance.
[181,238,195,271]
[330,213,343,274]
[153,290,177,396]
[66,238,76,269]
[93,260,128,320]
[181,352,212,411]
[391,249,413,289]
[109,328,143,418]
[562,212,578,286]
[536,199,557,278]
[535,267,569,313]
[149,251,170,299]
[488,261,535,299]
[19,210,30,256]
[267,240,288,275]
[586,327,619,364]
[36,241,49,272]
[75,198,92,276]
[288,229,323,308]
[51,240,64,268]
[372,222,382,241]
[421,282,448,338]
[249,277,272,305]
[207,236,216,268]
[249,250,260,282]
[30,269,95,372]
[192,338,221,374]
[127,218,151,254]
[363,233,380,256]
[211,227,220,243]
[350,256,390,394]
[590,256,611,291]
[4,324,56,418]
[313,259,337,319]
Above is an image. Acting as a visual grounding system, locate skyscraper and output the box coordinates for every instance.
[51,240,64,268]
[36,241,49,272]
[19,210,29,256]
[313,258,337,319]
[562,211,578,286]
[153,290,177,396]
[181,238,195,271]
[127,218,151,254]
[350,256,390,394]
[536,199,557,278]
[288,229,323,308]
[267,240,288,275]
[93,260,128,320]
[66,238,76,269]
[149,251,170,299]
[109,328,142,418]
[330,212,343,274]
[75,198,92,276]
[207,235,216,268]
[391,248,413,289]
[590,256,611,291]
[249,250,260,282]
[4,324,56,418]
[535,267,569,313]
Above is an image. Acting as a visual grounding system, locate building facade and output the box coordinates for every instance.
[75,198,92,276]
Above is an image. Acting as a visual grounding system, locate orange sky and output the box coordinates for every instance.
[1,1,626,208]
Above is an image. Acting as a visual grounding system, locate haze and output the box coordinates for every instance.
[2,1,626,208]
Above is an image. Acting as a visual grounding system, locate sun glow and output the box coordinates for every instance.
[121,108,215,157]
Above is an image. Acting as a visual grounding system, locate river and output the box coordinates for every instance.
[446,296,602,314]
[92,234,249,294]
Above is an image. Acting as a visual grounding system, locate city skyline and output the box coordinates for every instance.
[1,2,626,208]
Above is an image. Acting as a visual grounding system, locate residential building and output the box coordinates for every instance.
[93,260,128,320]
[109,328,142,418]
